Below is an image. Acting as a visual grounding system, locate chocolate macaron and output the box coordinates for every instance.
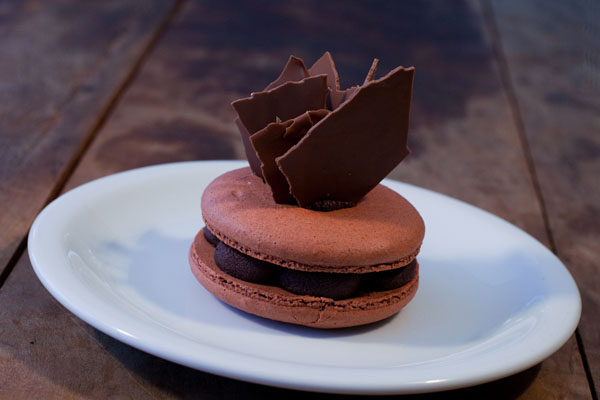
[189,52,423,328]
[189,168,424,328]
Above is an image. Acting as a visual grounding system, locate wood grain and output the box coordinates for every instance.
[488,0,600,396]
[59,1,592,397]
[0,0,593,398]
[0,0,175,277]
[0,255,222,399]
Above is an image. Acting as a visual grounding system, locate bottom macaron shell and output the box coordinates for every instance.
[188,230,419,329]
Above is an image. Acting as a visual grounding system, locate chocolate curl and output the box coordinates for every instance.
[276,66,415,208]
[251,110,329,203]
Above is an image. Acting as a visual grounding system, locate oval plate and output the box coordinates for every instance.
[29,160,581,395]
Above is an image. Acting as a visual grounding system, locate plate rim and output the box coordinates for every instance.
[27,160,582,395]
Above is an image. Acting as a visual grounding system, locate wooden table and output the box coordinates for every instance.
[1,1,598,398]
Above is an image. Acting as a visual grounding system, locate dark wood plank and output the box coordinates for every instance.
[0,0,591,398]
[0,0,176,277]
[0,255,222,399]
[488,0,600,396]
[58,1,591,397]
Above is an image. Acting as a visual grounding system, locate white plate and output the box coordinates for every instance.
[29,161,581,395]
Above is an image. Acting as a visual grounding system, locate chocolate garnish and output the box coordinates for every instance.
[308,51,358,110]
[232,75,328,136]
[337,85,359,108]
[234,57,319,179]
[308,52,340,90]
[235,118,264,178]
[276,66,414,208]
[251,109,329,203]
[284,109,329,139]
[364,58,379,83]
[232,53,414,210]
[249,120,295,203]
[265,56,310,91]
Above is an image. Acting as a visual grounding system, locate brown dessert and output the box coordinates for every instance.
[189,52,423,328]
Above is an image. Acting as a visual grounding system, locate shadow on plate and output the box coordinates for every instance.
[93,327,541,399]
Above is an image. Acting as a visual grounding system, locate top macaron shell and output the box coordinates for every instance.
[201,168,425,272]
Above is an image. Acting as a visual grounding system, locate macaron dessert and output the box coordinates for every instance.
[189,52,424,328]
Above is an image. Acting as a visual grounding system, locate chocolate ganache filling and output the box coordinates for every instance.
[204,228,417,300]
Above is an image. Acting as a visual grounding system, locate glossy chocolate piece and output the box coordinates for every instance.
[213,242,275,284]
[251,109,329,203]
[277,66,414,208]
[235,118,264,178]
[232,75,328,136]
[232,53,414,210]
[308,51,343,109]
[233,74,327,180]
[265,56,310,91]
[234,56,313,179]
[283,109,330,139]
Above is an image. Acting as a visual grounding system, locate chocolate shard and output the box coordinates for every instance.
[235,118,264,178]
[284,109,329,140]
[251,110,329,203]
[309,52,341,90]
[309,51,349,110]
[276,66,415,208]
[232,75,329,135]
[232,53,415,210]
[250,120,295,203]
[235,56,314,178]
[265,56,310,91]
[336,86,359,108]
[364,58,379,84]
